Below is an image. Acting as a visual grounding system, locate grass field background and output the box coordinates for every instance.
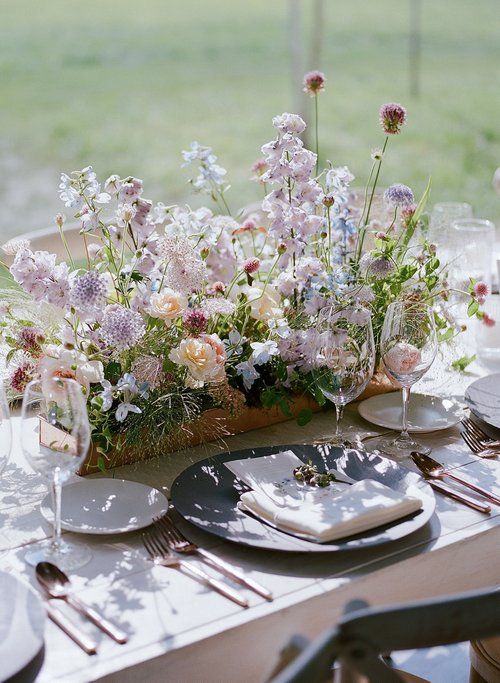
[0,0,499,240]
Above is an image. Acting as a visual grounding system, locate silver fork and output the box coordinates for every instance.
[142,528,248,608]
[460,424,498,458]
[462,417,500,448]
[153,516,273,601]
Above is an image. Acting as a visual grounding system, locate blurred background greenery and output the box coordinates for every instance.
[0,0,498,239]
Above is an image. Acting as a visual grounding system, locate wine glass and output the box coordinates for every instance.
[21,377,92,570]
[0,383,12,478]
[428,202,472,260]
[379,301,437,457]
[313,304,375,445]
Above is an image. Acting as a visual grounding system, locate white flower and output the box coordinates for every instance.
[98,380,114,412]
[115,402,142,423]
[235,360,260,390]
[246,284,282,322]
[169,334,225,384]
[39,345,104,393]
[250,340,279,365]
[272,113,306,135]
[148,289,188,324]
[2,238,31,256]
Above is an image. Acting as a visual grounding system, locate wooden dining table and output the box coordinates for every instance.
[1,363,499,683]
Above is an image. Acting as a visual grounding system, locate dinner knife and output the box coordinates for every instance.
[428,479,491,514]
[46,601,98,655]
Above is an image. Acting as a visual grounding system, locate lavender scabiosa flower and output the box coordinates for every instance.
[183,308,209,335]
[384,184,414,208]
[303,70,326,96]
[202,298,237,317]
[360,253,396,280]
[16,326,45,355]
[379,102,407,134]
[100,304,145,351]
[70,270,107,315]
[2,238,31,256]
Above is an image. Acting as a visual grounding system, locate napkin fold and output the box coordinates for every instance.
[225,450,422,543]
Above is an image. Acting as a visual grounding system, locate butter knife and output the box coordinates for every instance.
[428,479,491,514]
[46,601,98,655]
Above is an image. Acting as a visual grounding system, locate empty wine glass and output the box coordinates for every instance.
[428,202,472,259]
[313,304,375,445]
[379,301,437,457]
[21,377,92,570]
[0,383,12,478]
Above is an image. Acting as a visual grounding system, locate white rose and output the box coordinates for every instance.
[246,284,282,322]
[169,335,225,384]
[40,345,104,393]
[148,288,188,324]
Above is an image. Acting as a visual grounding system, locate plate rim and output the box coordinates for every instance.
[358,392,463,433]
[40,477,169,535]
[171,443,436,553]
[464,373,500,429]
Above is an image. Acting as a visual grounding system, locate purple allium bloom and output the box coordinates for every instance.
[100,304,145,351]
[384,184,414,208]
[183,308,208,335]
[379,102,407,134]
[17,326,45,355]
[70,271,107,313]
[303,70,326,96]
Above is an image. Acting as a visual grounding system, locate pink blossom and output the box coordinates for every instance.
[379,102,407,135]
[474,281,489,304]
[243,257,260,275]
[483,313,496,327]
[303,70,326,96]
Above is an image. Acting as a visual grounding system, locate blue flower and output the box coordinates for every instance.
[115,402,142,423]
[332,217,357,235]
[235,360,260,390]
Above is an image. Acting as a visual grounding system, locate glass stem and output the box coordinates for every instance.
[401,386,411,439]
[51,469,62,550]
[335,404,344,440]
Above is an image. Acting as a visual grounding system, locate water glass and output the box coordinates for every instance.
[313,304,375,445]
[449,219,495,290]
[0,384,12,477]
[428,202,472,257]
[21,377,92,570]
[379,301,437,458]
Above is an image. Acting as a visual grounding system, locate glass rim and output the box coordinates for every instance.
[451,218,495,231]
[432,201,472,211]
[385,300,434,314]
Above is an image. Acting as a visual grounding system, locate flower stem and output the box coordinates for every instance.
[314,95,319,176]
[356,136,389,262]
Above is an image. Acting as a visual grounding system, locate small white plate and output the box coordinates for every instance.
[358,393,464,433]
[41,478,168,534]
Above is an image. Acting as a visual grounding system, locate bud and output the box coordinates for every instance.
[55,213,66,228]
[322,194,335,207]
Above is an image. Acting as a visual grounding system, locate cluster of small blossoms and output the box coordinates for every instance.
[384,184,415,209]
[260,113,323,264]
[10,248,70,307]
[379,102,407,135]
[182,141,227,193]
[70,271,108,319]
[16,326,45,355]
[303,70,326,96]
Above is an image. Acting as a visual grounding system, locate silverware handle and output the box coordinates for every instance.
[67,595,128,644]
[178,559,248,608]
[46,602,97,655]
[197,548,273,601]
[483,440,500,448]
[444,472,500,506]
[429,480,491,514]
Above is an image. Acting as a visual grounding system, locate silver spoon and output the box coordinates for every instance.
[36,562,128,644]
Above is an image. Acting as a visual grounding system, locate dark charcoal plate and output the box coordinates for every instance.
[171,444,436,552]
[465,374,500,430]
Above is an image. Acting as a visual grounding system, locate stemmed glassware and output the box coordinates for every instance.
[0,383,12,478]
[379,301,437,457]
[21,377,92,570]
[313,304,375,445]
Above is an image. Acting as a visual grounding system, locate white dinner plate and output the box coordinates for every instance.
[41,478,169,534]
[0,571,45,681]
[358,393,464,433]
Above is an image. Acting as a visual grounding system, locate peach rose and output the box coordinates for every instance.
[246,284,282,322]
[169,333,226,384]
[383,341,421,376]
[148,288,188,324]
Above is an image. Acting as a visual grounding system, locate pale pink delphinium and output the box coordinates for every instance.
[379,102,407,135]
[302,70,326,96]
[251,159,269,184]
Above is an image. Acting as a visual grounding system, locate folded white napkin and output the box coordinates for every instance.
[225,450,422,543]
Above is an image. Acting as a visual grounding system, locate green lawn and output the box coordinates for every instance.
[0,0,499,239]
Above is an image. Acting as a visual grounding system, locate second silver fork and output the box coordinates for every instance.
[143,528,248,608]
[153,515,273,601]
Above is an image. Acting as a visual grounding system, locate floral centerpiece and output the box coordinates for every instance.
[0,72,491,471]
